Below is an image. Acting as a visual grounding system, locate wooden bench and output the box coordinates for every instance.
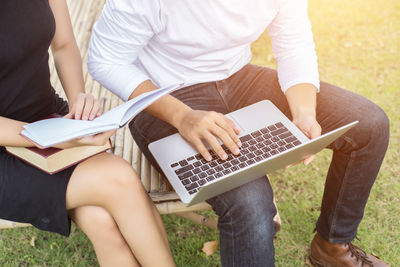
[0,0,280,233]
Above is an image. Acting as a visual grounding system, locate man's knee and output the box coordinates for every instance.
[355,103,390,151]
[209,177,277,226]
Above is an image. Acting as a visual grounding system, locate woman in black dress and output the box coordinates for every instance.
[0,0,175,266]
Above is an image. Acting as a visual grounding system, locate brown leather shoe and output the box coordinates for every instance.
[309,233,389,267]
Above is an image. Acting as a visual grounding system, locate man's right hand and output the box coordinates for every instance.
[175,109,242,161]
[131,80,241,161]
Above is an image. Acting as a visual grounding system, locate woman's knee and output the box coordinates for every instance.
[71,206,127,247]
[92,154,145,197]
[68,153,146,208]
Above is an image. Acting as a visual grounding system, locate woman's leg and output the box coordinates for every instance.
[66,152,175,267]
[70,206,139,267]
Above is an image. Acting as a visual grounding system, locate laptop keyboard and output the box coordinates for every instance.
[169,122,302,195]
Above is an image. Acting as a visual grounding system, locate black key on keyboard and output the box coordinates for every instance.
[201,165,210,171]
[231,159,240,165]
[206,169,216,175]
[270,144,278,149]
[198,179,207,186]
[231,166,239,172]
[263,133,272,139]
[246,159,255,165]
[285,136,297,143]
[247,153,255,159]
[239,134,252,142]
[263,153,271,159]
[248,139,256,145]
[239,162,247,168]
[260,128,269,134]
[251,131,262,138]
[182,179,190,185]
[178,171,193,180]
[170,162,179,168]
[262,147,271,153]
[193,168,201,174]
[277,140,285,146]
[215,166,223,172]
[271,127,286,136]
[279,131,292,140]
[255,156,263,162]
[275,122,284,128]
[190,176,199,182]
[223,162,232,169]
[255,150,263,156]
[209,161,218,167]
[193,161,202,167]
[256,143,265,149]
[179,160,188,166]
[206,176,215,182]
[198,172,207,178]
[270,150,278,155]
[189,189,197,195]
[285,143,294,149]
[214,172,223,179]
[241,148,250,155]
[185,182,198,191]
[239,156,247,162]
[175,164,194,175]
[293,140,301,146]
[223,169,231,175]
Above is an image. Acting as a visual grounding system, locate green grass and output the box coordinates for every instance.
[1,0,399,265]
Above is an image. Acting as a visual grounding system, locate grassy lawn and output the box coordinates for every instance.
[1,0,399,266]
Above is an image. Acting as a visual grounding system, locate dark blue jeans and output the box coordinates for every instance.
[129,65,390,267]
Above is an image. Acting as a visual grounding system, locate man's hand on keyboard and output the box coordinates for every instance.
[176,109,242,161]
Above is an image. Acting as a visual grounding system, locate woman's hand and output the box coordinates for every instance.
[64,93,103,121]
[175,109,242,161]
[54,130,116,149]
[54,93,113,149]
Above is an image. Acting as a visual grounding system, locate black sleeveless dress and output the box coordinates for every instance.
[0,0,77,236]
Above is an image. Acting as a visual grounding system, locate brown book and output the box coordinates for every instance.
[6,113,111,174]
[5,141,111,174]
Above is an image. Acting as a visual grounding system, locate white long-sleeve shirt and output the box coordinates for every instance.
[88,0,319,101]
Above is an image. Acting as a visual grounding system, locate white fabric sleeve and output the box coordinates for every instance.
[87,0,162,101]
[267,0,320,93]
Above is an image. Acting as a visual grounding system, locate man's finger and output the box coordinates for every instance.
[216,116,242,148]
[202,131,227,160]
[191,137,212,161]
[211,123,240,156]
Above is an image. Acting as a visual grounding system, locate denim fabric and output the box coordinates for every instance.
[129,64,389,266]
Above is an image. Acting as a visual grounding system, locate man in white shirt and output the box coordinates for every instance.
[88,0,389,266]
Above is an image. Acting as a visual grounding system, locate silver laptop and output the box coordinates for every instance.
[149,100,358,206]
